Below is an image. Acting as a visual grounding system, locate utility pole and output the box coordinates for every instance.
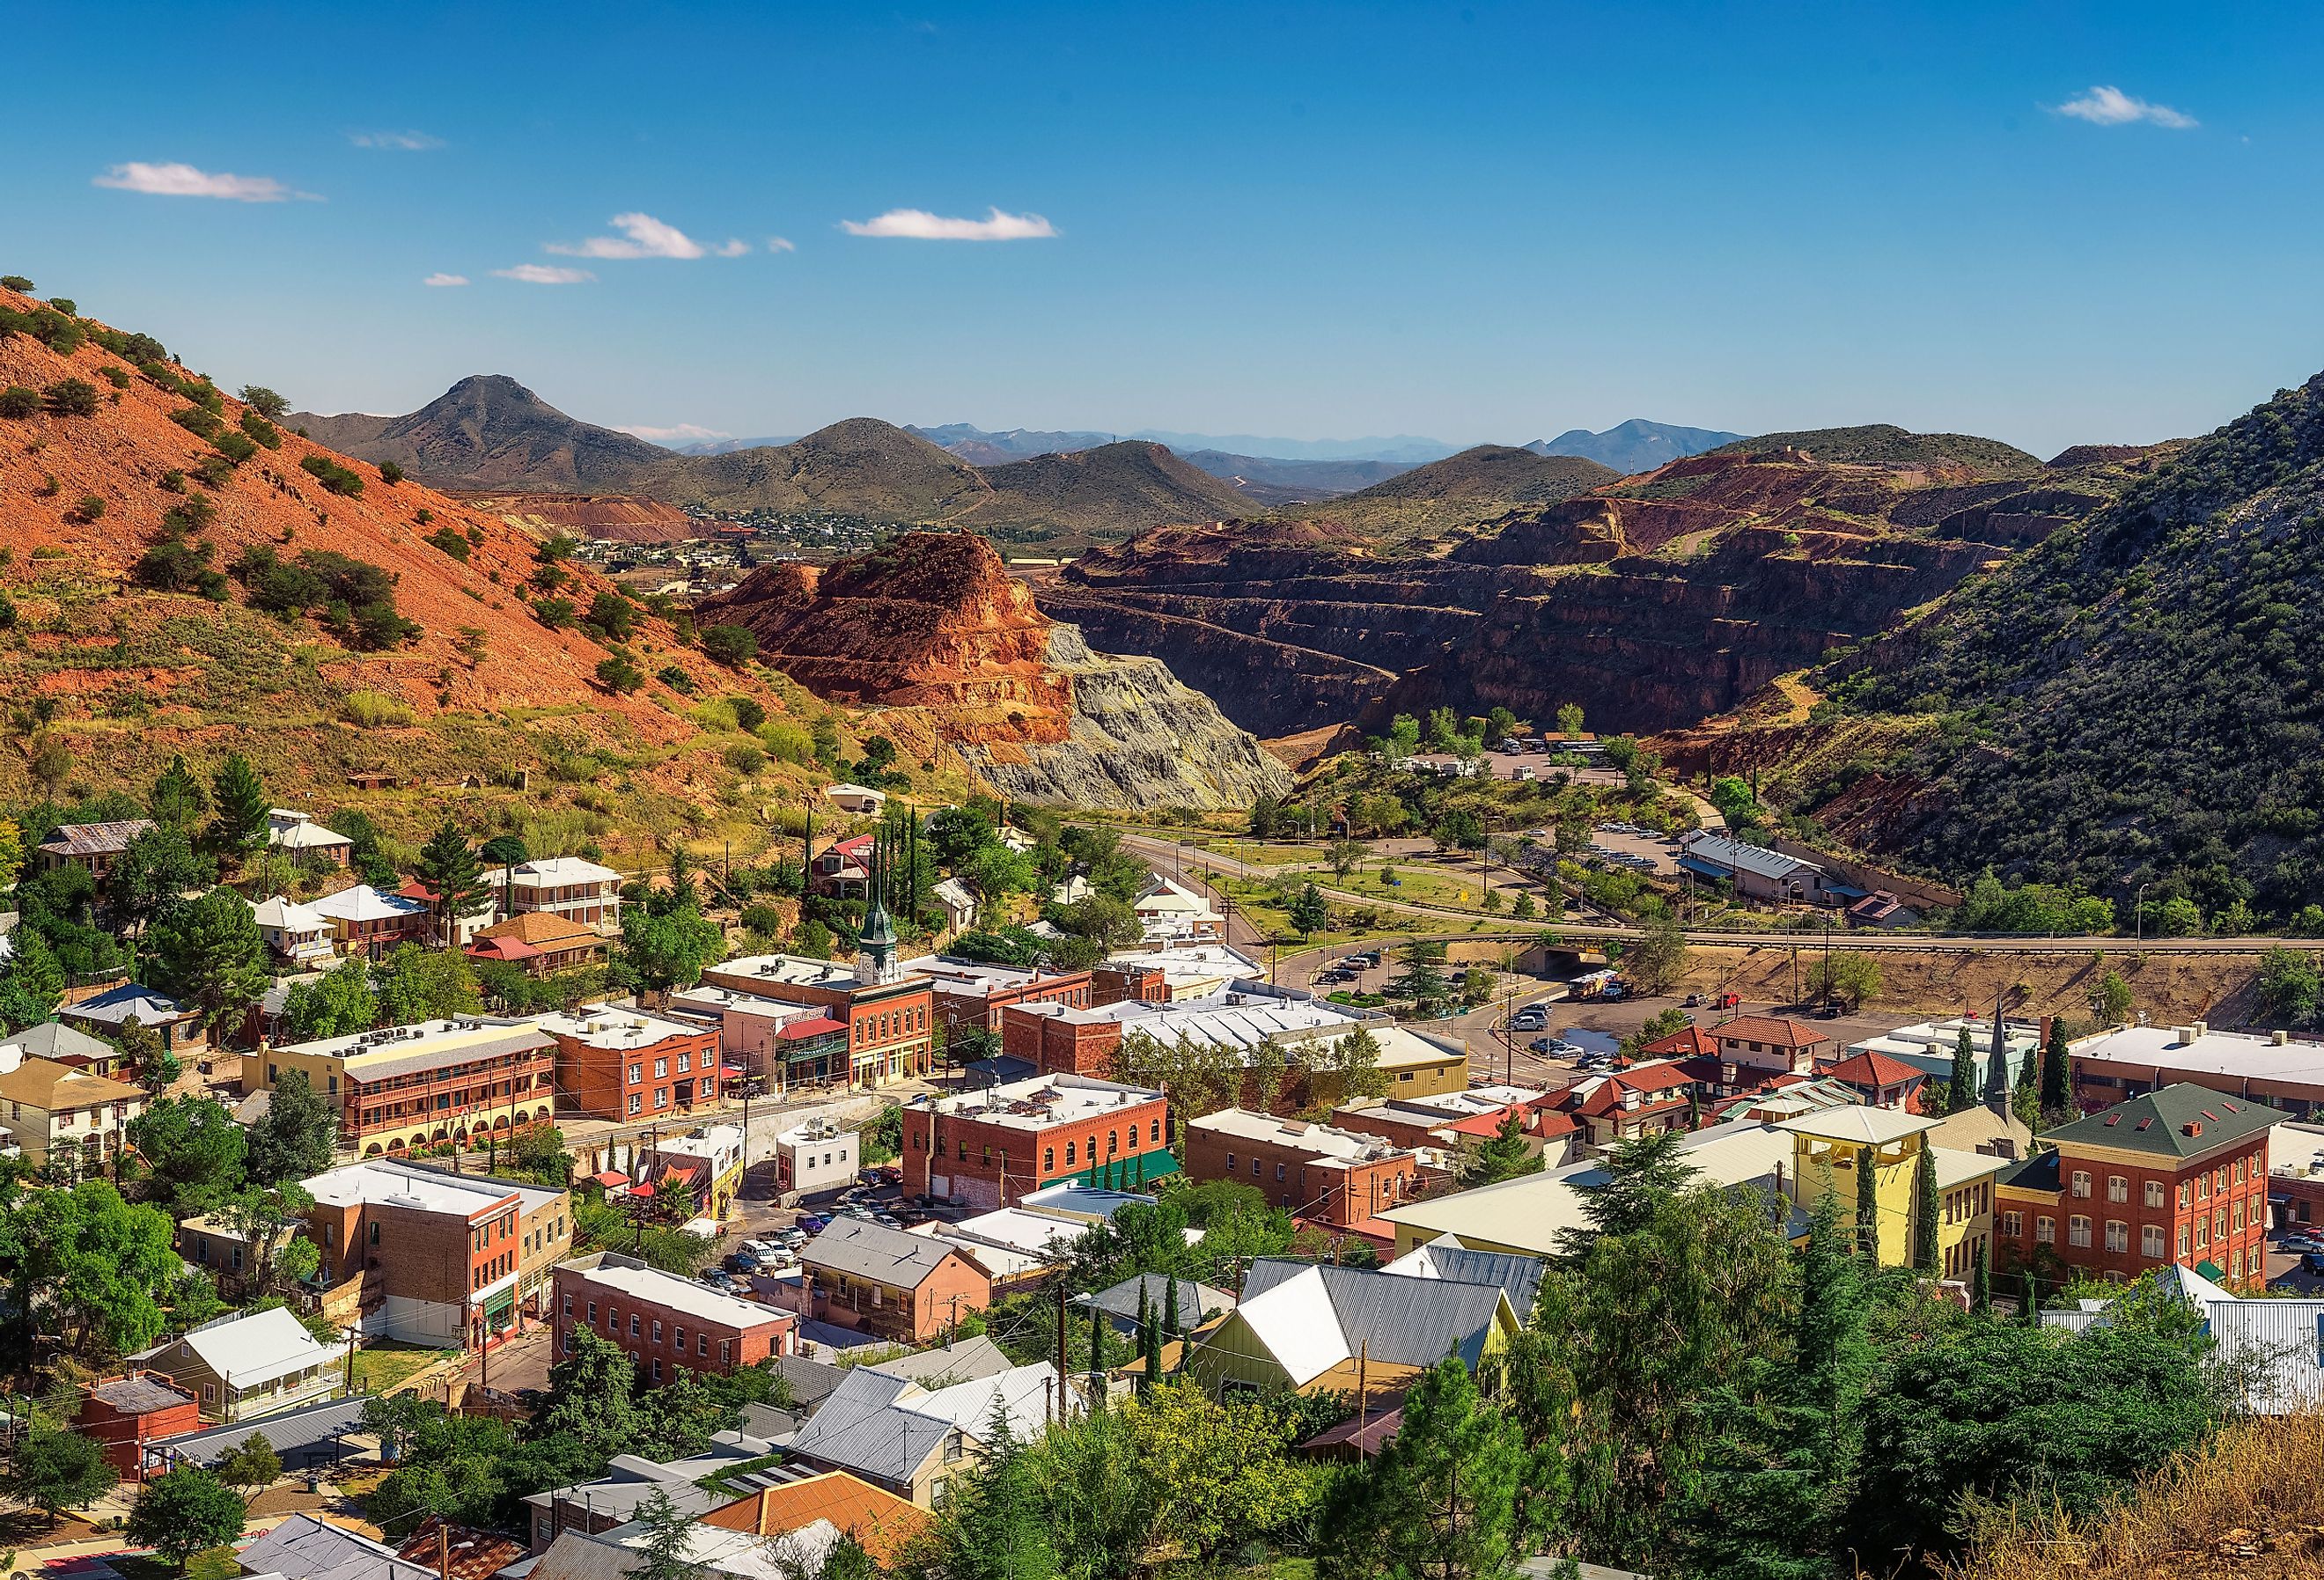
[1055,1281,1069,1385]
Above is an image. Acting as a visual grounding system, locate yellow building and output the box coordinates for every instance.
[1775,1106,2003,1276]
[1186,1260,1519,1404]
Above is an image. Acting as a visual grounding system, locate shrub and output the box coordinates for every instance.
[170,405,224,438]
[414,507,434,525]
[724,742,766,775]
[158,468,187,493]
[425,525,470,562]
[69,494,105,524]
[238,386,290,419]
[44,378,99,416]
[341,690,415,728]
[585,591,635,641]
[533,597,575,629]
[0,386,38,419]
[0,275,29,291]
[238,411,282,448]
[121,332,166,363]
[212,430,258,466]
[701,623,758,666]
[298,454,365,496]
[596,654,645,694]
[0,591,14,629]
[48,297,75,314]
[136,539,229,599]
[658,664,695,694]
[165,492,217,533]
[100,365,130,388]
[194,455,235,489]
[231,546,419,650]
[731,696,767,732]
[378,460,404,485]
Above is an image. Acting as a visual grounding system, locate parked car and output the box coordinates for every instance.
[2280,1235,2323,1254]
[2306,1251,2324,1275]
[873,1213,903,1229]
[1511,1008,1548,1032]
[798,1214,832,1234]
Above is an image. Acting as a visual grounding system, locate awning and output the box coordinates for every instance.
[1054,1150,1180,1191]
[591,1169,628,1189]
[718,1064,747,1077]
[778,1016,846,1041]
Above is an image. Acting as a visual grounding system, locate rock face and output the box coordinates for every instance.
[460,491,698,543]
[700,531,1288,810]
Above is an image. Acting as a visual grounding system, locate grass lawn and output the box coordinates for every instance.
[1331,863,1489,908]
[1199,841,1324,869]
[351,1341,456,1394]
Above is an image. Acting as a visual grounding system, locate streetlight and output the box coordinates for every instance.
[2135,881,2151,946]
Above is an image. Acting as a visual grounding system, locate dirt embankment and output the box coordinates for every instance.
[458,491,700,544]
[1682,943,2265,1025]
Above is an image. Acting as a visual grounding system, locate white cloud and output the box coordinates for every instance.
[93,161,314,202]
[768,236,797,254]
[840,206,1056,241]
[350,129,444,151]
[2055,85,2198,129]
[618,423,730,444]
[548,211,747,261]
[423,273,469,287]
[493,264,594,284]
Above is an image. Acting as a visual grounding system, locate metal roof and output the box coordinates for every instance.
[801,1218,971,1289]
[2042,1083,2286,1159]
[154,1393,376,1469]
[238,1514,436,1580]
[38,819,154,856]
[1677,833,1820,883]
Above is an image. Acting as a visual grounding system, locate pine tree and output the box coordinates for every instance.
[1910,1146,1939,1273]
[1320,1355,1525,1580]
[1287,881,1329,937]
[150,753,210,833]
[2039,1017,2072,1122]
[1856,1144,1881,1266]
[1972,1238,1992,1312]
[415,820,486,949]
[1946,1027,1976,1113]
[147,886,268,1033]
[209,753,268,851]
[1383,939,1452,1014]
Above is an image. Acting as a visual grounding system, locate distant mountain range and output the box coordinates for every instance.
[1526,418,1747,474]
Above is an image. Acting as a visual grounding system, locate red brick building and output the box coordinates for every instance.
[1997,1084,2284,1290]
[902,1071,1172,1209]
[554,1252,797,1381]
[797,1218,993,1342]
[1183,1107,1424,1235]
[699,954,935,1089]
[902,956,1094,1041]
[542,1007,721,1121]
[1003,1000,1122,1077]
[77,1372,199,1480]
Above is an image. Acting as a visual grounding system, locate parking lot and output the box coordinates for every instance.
[1588,821,1683,876]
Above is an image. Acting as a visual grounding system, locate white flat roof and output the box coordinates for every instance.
[567,1258,788,1330]
[2073,1023,2324,1088]
[305,1157,565,1217]
[535,1006,711,1050]
[910,1071,1161,1134]
[1188,1106,1411,1166]
[710,954,872,990]
[511,856,622,885]
[309,884,427,923]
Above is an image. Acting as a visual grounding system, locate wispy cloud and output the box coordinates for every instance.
[841,207,1056,241]
[493,264,594,284]
[548,211,746,261]
[768,237,798,254]
[2055,85,2198,129]
[618,423,729,445]
[93,161,315,202]
[350,129,444,151]
[423,272,470,287]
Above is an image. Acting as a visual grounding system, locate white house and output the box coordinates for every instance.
[506,857,625,931]
[776,1115,859,1199]
[1130,876,1225,944]
[931,877,977,935]
[824,783,889,816]
[251,894,335,967]
[267,810,354,867]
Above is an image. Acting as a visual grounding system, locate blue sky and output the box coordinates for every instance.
[13,1,2324,457]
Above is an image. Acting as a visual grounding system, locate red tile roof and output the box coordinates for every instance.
[701,1473,931,1564]
[1821,1049,1927,1089]
[1717,1016,1830,1048]
[1641,1024,1717,1059]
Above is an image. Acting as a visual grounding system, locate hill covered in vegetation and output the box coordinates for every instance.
[1716,423,2044,474]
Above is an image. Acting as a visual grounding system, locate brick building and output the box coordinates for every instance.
[77,1372,200,1480]
[797,1218,993,1343]
[541,1007,720,1122]
[1184,1107,1426,1236]
[554,1252,797,1381]
[305,1157,571,1348]
[698,952,935,1089]
[251,1017,556,1157]
[902,1071,1172,1209]
[1997,1084,2285,1290]
[900,955,1094,1040]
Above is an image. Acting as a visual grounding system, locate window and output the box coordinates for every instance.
[2002,1210,2023,1237]
[1151,1119,1161,1142]
[699,1334,710,1356]
[2215,1209,2228,1240]
[2070,1171,2091,1198]
[678,1052,691,1073]
[2107,1175,2128,1203]
[2142,1224,2166,1256]
[1043,1147,1054,1171]
[588,1302,598,1324]
[630,1314,641,1336]
[1276,1163,1287,1181]
[650,1356,662,1382]
[674,1326,685,1349]
[652,1320,662,1342]
[720,1340,732,1364]
[943,1429,965,1463]
[629,1063,643,1085]
[563,1330,574,1355]
[2179,1181,2192,1209]
[1067,1142,1077,1165]
[2195,1221,2209,1249]
[629,1092,643,1116]
[2232,1200,2245,1231]
[655,1059,668,1079]
[2198,1175,2210,1202]
[2144,1180,2166,1209]
[1224,1151,1234,1171]
[2068,1216,2092,1249]
[2178,1225,2190,1257]
[1251,1158,1261,1178]
[2105,1221,2129,1253]
[655,1089,670,1109]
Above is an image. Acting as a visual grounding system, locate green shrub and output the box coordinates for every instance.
[99,365,130,389]
[585,591,635,641]
[724,741,766,774]
[136,539,229,599]
[533,597,575,629]
[48,297,75,315]
[69,494,105,523]
[165,493,217,533]
[414,507,434,525]
[121,331,166,363]
[378,460,404,485]
[596,653,645,694]
[238,410,282,449]
[658,664,695,694]
[0,386,38,419]
[238,386,290,420]
[44,378,99,416]
[341,689,415,727]
[298,454,365,496]
[701,623,758,666]
[0,591,15,629]
[158,468,187,493]
[231,545,419,650]
[212,430,258,466]
[170,405,224,438]
[194,455,234,489]
[731,696,767,732]
[0,275,30,292]
[425,525,470,562]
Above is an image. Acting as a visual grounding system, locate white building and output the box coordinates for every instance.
[251,894,335,968]
[823,784,889,816]
[776,1115,859,1199]
[1130,876,1225,944]
[266,810,353,866]
[1846,1016,2042,1091]
[506,856,625,931]
[1100,942,1266,1001]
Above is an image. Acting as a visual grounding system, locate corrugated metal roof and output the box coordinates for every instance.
[157,1393,374,1466]
[784,1369,952,1485]
[802,1218,969,1288]
[38,819,155,856]
[238,1515,435,1580]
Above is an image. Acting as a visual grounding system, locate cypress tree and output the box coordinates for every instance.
[1856,1145,1880,1266]
[1141,1307,1163,1396]
[2039,1017,2072,1122]
[1946,1027,1976,1113]
[1162,1275,1180,1341]
[1909,1146,1939,1273]
[209,753,268,851]
[2020,1267,2041,1325]
[1086,1299,1105,1393]
[1972,1238,1992,1313]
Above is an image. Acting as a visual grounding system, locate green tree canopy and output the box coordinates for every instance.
[248,1067,337,1185]
[146,885,268,1032]
[209,753,268,851]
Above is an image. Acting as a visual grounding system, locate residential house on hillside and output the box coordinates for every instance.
[1380,1237,1546,1315]
[1187,1260,1519,1406]
[785,1361,1072,1507]
[62,982,209,1058]
[0,1045,147,1174]
[129,1307,345,1422]
[3,1019,127,1077]
[468,911,611,974]
[824,783,889,815]
[699,1471,931,1567]
[506,856,625,930]
[1085,1273,1236,1336]
[1130,876,1225,944]
[809,835,876,901]
[798,1218,992,1342]
[308,883,430,959]
[37,819,154,890]
[1997,1083,2284,1290]
[267,810,354,867]
[252,894,335,968]
[930,877,977,935]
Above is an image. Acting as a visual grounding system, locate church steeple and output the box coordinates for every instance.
[1982,988,2013,1110]
[856,821,901,986]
